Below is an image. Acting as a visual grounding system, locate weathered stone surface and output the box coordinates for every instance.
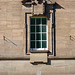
[0,0,75,74]
[30,53,47,63]
[0,60,75,75]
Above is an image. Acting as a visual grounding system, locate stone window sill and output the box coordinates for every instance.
[30,50,49,53]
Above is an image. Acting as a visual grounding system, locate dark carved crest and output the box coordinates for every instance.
[21,0,55,5]
[22,0,55,15]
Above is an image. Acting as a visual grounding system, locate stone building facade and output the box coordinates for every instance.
[0,0,75,75]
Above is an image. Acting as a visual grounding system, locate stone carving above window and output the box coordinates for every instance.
[22,0,55,5]
[22,0,55,15]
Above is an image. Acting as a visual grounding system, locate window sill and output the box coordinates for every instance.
[30,50,49,53]
[30,48,48,50]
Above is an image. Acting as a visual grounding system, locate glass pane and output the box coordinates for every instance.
[42,26,46,32]
[30,18,35,25]
[36,18,41,24]
[36,26,41,32]
[30,41,35,48]
[30,34,35,40]
[42,33,47,40]
[36,34,41,40]
[42,41,47,48]
[36,41,41,48]
[30,26,35,32]
[42,18,46,24]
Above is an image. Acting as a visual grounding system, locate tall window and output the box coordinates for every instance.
[30,17,48,50]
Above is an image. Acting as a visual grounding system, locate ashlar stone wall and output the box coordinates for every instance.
[0,0,75,58]
[0,0,25,58]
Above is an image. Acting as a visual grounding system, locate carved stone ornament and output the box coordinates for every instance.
[22,0,55,15]
[21,0,55,5]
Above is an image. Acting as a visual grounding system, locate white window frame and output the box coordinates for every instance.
[30,17,48,51]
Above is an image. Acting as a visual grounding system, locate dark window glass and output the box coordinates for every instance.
[42,26,46,32]
[30,18,35,25]
[30,34,35,40]
[36,41,41,48]
[30,26,35,32]
[31,41,35,48]
[36,26,41,32]
[42,18,46,24]
[30,18,47,49]
[42,33,46,40]
[36,18,41,24]
[36,34,41,40]
[42,41,47,48]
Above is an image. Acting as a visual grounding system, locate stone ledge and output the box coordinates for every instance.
[0,55,30,60]
[48,56,75,59]
[0,55,75,60]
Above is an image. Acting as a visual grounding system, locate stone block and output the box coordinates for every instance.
[30,53,47,63]
[34,3,44,15]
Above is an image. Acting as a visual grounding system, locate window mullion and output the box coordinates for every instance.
[35,18,36,48]
[46,18,47,49]
[41,18,42,48]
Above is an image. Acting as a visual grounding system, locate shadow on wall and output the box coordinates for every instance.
[21,0,32,7]
[55,2,64,9]
[47,2,64,56]
[3,36,17,46]
[46,2,64,20]
[38,0,43,4]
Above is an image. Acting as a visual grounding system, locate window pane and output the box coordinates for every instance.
[36,18,41,24]
[42,26,46,32]
[42,33,46,40]
[42,18,46,24]
[30,17,47,49]
[31,41,35,48]
[30,34,35,40]
[36,26,41,32]
[36,41,41,48]
[36,34,41,40]
[42,41,47,48]
[30,26,35,32]
[30,18,35,25]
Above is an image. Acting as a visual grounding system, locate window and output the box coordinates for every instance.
[30,17,48,50]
